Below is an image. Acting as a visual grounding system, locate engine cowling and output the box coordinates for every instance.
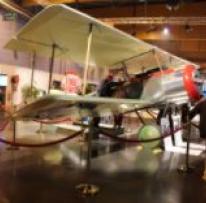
[141,64,201,104]
[183,64,201,101]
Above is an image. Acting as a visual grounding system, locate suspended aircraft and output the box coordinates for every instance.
[4,4,203,124]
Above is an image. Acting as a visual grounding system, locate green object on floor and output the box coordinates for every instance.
[138,125,161,149]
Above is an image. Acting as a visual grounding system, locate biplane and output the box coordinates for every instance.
[3,6,205,194]
[4,4,202,123]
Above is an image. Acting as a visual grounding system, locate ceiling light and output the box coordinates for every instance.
[163,27,170,35]
[184,24,193,33]
[166,0,181,11]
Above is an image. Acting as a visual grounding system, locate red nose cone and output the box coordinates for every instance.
[183,64,201,101]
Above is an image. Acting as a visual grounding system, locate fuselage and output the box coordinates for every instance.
[109,64,201,105]
[141,64,201,105]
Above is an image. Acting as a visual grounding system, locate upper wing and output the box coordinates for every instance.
[5,4,195,72]
[13,94,155,120]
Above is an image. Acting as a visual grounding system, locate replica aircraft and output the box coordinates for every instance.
[3,8,206,195]
[4,4,202,124]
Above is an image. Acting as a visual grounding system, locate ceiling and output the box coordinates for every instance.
[18,0,206,9]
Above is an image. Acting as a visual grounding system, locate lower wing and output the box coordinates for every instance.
[12,94,158,120]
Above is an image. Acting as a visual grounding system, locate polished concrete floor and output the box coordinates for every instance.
[0,121,205,203]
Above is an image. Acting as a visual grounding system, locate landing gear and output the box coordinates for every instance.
[114,113,123,129]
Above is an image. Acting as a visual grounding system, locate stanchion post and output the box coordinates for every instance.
[86,122,93,173]
[168,109,175,146]
[7,120,19,150]
[178,121,193,173]
[36,122,43,134]
[39,122,43,134]
[13,120,16,144]
[75,117,99,196]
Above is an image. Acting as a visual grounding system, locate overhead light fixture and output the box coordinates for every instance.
[166,0,181,11]
[184,23,193,33]
[163,27,170,36]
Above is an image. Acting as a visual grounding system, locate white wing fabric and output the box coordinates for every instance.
[13,94,154,120]
[5,4,194,71]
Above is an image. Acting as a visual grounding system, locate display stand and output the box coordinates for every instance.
[75,118,100,196]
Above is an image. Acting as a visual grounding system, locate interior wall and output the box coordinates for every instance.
[0,8,79,75]
[0,64,64,106]
[0,8,86,107]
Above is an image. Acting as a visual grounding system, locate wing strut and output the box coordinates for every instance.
[153,50,162,73]
[153,49,165,93]
[111,49,153,67]
[83,24,93,95]
[30,51,36,90]
[48,44,56,93]
[121,62,130,80]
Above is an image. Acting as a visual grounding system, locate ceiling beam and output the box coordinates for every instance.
[22,0,112,7]
[101,17,206,26]
[81,2,206,18]
[22,0,206,8]
[0,0,32,19]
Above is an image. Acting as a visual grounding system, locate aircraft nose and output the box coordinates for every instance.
[183,64,201,101]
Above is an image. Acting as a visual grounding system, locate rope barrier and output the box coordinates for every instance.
[33,117,72,124]
[0,120,9,132]
[191,122,199,129]
[0,105,12,132]
[146,110,157,121]
[0,105,13,117]
[0,105,198,147]
[0,130,83,148]
[99,125,187,143]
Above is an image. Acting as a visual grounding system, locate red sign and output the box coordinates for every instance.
[62,73,82,94]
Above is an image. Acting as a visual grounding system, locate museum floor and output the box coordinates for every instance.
[0,121,206,203]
